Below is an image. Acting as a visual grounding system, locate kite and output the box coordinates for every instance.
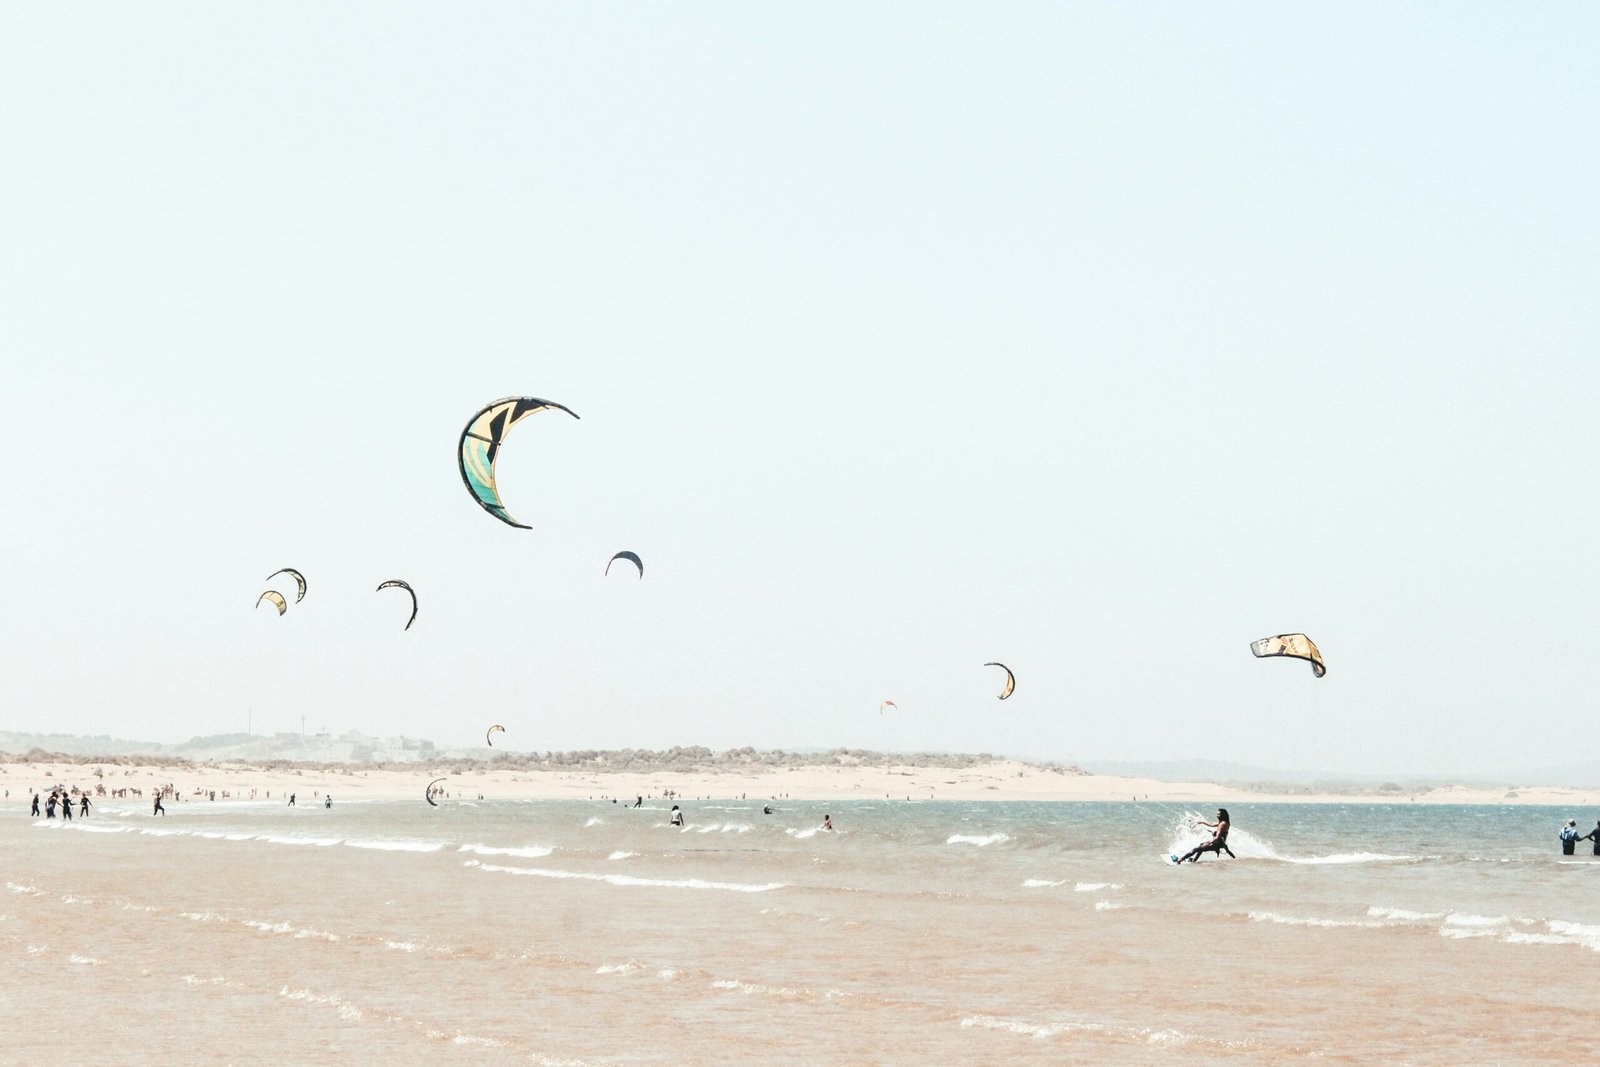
[377,579,418,631]
[879,700,897,715]
[265,568,306,603]
[486,724,505,747]
[425,777,448,807]
[256,590,287,616]
[605,551,643,579]
[458,396,580,528]
[1249,633,1326,678]
[984,662,1016,700]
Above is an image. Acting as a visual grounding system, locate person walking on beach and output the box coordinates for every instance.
[1176,808,1234,863]
[30,792,40,817]
[152,792,165,816]
[1560,820,1581,856]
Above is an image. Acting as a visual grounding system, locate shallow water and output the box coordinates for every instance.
[5,797,1597,1063]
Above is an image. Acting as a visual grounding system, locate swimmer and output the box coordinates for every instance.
[821,814,833,832]
[670,805,684,827]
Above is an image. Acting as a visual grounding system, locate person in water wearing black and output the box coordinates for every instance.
[30,792,40,817]
[153,792,165,816]
[1177,808,1234,862]
[79,794,91,817]
[1581,821,1600,856]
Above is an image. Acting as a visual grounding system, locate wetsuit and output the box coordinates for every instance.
[1561,827,1578,855]
[30,795,40,816]
[1178,821,1232,863]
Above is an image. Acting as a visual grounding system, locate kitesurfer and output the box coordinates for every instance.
[1560,820,1580,856]
[670,805,684,827]
[1176,809,1233,862]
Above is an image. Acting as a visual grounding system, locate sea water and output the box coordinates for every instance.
[5,798,1598,1063]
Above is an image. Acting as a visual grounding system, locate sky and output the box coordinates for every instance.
[2,4,1596,776]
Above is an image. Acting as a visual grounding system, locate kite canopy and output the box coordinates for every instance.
[605,551,643,579]
[458,396,579,528]
[265,568,306,603]
[425,777,448,807]
[486,724,505,747]
[1249,633,1326,678]
[879,699,897,715]
[377,579,418,631]
[256,590,287,616]
[984,662,1016,700]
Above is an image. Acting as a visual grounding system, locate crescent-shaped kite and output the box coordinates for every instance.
[984,662,1016,700]
[879,699,897,716]
[486,724,505,747]
[265,568,306,603]
[605,551,643,579]
[256,590,287,616]
[458,396,580,528]
[377,579,418,631]
[1249,633,1326,678]
[425,777,448,806]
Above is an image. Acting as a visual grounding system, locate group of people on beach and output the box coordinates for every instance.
[30,787,90,820]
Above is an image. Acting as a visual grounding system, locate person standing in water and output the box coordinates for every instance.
[821,814,833,832]
[153,792,165,816]
[1176,808,1233,862]
[670,805,683,827]
[79,794,91,817]
[1560,820,1581,856]
[30,792,41,817]
[1582,821,1600,856]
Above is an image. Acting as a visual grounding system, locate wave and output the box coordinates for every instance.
[608,851,637,861]
[344,839,444,853]
[1248,911,1385,929]
[1279,852,1418,866]
[1074,882,1121,893]
[947,833,1011,847]
[1022,879,1066,888]
[1367,906,1447,922]
[255,834,340,847]
[458,843,555,859]
[467,860,785,893]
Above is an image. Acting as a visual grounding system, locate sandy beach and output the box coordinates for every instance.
[4,756,1595,808]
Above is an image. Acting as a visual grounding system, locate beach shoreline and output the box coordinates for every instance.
[3,755,1595,808]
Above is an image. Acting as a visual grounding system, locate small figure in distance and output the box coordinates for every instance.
[763,805,773,815]
[821,814,833,832]
[670,805,683,827]
[1560,819,1580,856]
[288,793,296,807]
[1584,821,1600,857]
[79,794,91,817]
[324,795,332,809]
[153,792,165,816]
[635,796,643,808]
[45,792,57,819]
[30,792,40,817]
[1176,808,1234,863]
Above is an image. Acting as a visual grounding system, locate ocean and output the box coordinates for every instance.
[6,796,1598,1064]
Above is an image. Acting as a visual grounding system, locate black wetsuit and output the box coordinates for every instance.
[1583,828,1600,856]
[30,794,40,816]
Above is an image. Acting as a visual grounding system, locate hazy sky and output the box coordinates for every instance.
[2,5,1595,775]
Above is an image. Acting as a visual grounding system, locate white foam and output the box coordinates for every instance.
[946,833,1010,847]
[1022,879,1066,888]
[458,843,555,859]
[1442,912,1510,928]
[256,834,340,847]
[584,817,604,827]
[473,861,784,893]
[1074,882,1121,893]
[1093,900,1125,911]
[712,978,802,998]
[608,851,638,861]
[786,828,819,840]
[385,940,421,953]
[1546,920,1600,950]
[1248,911,1385,929]
[140,828,183,837]
[69,954,102,965]
[595,961,644,975]
[960,1013,1098,1038]
[1367,906,1447,923]
[1280,852,1416,866]
[6,883,38,894]
[344,839,444,853]
[73,824,130,834]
